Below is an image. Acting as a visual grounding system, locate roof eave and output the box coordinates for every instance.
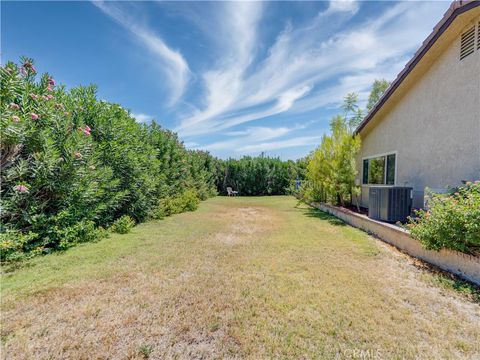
[354,0,480,136]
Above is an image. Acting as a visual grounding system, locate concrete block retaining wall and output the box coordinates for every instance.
[309,202,480,286]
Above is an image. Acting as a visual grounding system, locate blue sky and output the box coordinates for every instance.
[2,1,449,159]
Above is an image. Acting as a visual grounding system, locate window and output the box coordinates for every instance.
[362,153,396,185]
[386,154,396,185]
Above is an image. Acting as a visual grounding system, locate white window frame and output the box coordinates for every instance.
[361,151,398,187]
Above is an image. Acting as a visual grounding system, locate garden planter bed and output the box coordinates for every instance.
[308,201,480,285]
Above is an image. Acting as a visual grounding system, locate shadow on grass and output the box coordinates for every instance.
[302,207,346,227]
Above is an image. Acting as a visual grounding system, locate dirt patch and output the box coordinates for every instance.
[214,206,277,245]
[1,271,242,359]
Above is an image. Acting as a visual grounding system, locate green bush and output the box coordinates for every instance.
[179,189,201,212]
[0,58,217,260]
[158,190,200,217]
[110,215,135,234]
[407,181,480,254]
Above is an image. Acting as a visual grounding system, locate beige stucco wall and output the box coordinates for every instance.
[357,14,480,209]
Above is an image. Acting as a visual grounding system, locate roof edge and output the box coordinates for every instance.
[354,0,480,135]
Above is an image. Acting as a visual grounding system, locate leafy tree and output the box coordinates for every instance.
[307,115,360,205]
[305,91,361,206]
[305,79,391,207]
[366,79,390,112]
[341,92,358,118]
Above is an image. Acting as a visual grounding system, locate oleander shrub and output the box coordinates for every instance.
[0,58,217,261]
[407,181,480,255]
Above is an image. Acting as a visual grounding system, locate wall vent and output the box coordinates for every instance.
[478,21,480,50]
[460,25,475,60]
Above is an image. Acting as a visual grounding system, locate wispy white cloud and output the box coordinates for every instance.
[176,2,263,131]
[204,126,293,151]
[94,1,448,157]
[177,0,447,141]
[131,112,153,123]
[183,141,198,149]
[92,1,190,105]
[202,120,318,154]
[238,135,324,154]
[186,85,312,136]
[323,0,359,15]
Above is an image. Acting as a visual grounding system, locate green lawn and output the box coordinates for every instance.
[2,196,479,359]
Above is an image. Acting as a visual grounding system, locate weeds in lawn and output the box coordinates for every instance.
[138,344,153,358]
[428,273,480,302]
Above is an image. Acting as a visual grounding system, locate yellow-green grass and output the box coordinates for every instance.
[1,196,479,359]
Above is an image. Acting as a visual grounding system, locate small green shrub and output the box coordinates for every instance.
[158,190,200,217]
[138,344,153,358]
[110,215,135,234]
[407,181,480,254]
[56,220,106,249]
[179,189,200,212]
[0,230,38,262]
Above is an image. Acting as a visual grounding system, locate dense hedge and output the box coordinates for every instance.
[215,155,307,196]
[407,182,480,255]
[0,58,218,261]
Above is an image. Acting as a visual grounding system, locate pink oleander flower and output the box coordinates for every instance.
[46,94,54,100]
[80,125,91,136]
[12,115,20,123]
[23,62,36,74]
[20,67,27,76]
[47,85,53,92]
[29,93,38,100]
[74,152,82,159]
[14,184,29,193]
[48,77,56,86]
[31,113,39,120]
[10,103,20,110]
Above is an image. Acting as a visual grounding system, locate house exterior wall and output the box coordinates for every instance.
[357,16,480,209]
